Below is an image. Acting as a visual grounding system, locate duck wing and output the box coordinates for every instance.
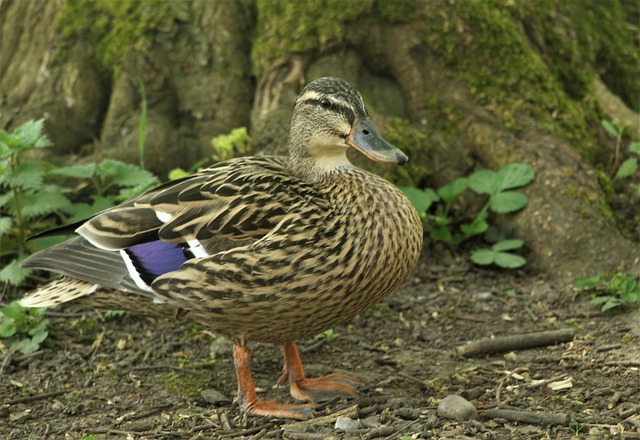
[22,156,318,305]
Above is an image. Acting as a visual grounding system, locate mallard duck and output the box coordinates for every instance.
[20,77,423,419]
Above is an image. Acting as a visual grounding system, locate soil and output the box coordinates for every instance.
[1,248,639,440]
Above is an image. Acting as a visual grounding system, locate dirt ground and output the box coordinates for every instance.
[1,248,639,440]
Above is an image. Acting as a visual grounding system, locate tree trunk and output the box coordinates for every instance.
[1,0,638,283]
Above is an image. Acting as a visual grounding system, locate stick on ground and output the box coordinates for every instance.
[484,408,568,426]
[456,328,575,357]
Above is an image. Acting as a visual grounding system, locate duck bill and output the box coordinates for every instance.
[346,118,408,165]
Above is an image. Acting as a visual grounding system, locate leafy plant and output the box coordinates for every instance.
[315,328,339,342]
[602,118,640,195]
[0,119,159,286]
[402,163,535,268]
[0,301,49,354]
[575,272,640,311]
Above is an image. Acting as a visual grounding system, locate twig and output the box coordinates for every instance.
[604,360,640,367]
[484,408,568,426]
[456,329,575,357]
[0,390,69,406]
[282,405,358,430]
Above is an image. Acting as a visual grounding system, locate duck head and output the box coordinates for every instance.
[288,77,408,180]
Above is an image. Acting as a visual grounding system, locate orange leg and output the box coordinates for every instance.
[232,344,313,420]
[277,341,362,402]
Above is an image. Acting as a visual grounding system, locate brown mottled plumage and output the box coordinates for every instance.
[21,77,423,419]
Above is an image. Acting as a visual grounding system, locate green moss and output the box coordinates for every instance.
[375,0,424,22]
[161,371,208,399]
[55,0,172,76]
[422,0,600,160]
[252,0,373,75]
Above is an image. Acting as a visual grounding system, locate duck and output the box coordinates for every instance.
[20,77,424,420]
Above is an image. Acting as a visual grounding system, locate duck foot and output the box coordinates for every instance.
[233,344,314,420]
[280,341,362,402]
[244,399,314,420]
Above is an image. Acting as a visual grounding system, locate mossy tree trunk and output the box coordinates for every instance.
[0,0,638,283]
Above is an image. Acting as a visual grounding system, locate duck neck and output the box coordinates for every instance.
[288,137,353,182]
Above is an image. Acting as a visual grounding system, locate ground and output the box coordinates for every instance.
[1,248,639,440]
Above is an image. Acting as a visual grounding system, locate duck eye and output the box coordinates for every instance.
[319,98,332,109]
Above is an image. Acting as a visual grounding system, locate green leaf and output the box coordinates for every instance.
[66,198,114,224]
[497,163,535,191]
[471,248,525,268]
[18,191,73,219]
[401,187,438,214]
[437,177,469,204]
[48,163,97,179]
[574,276,601,289]
[489,191,528,213]
[469,170,499,195]
[460,216,488,237]
[0,192,13,208]
[494,252,526,268]
[0,216,12,235]
[601,119,619,137]
[492,239,524,251]
[0,161,47,190]
[0,259,32,285]
[629,142,640,155]
[168,167,190,181]
[14,337,39,354]
[429,225,452,243]
[5,119,53,151]
[470,249,496,265]
[615,158,637,179]
[0,319,17,338]
[96,159,159,188]
[600,298,621,312]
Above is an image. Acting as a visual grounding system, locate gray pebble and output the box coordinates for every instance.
[437,394,478,420]
[334,416,360,430]
[200,388,231,404]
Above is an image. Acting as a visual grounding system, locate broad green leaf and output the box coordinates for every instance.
[401,187,438,214]
[492,239,524,252]
[437,177,469,204]
[429,225,452,243]
[0,161,47,190]
[0,192,13,208]
[460,216,488,237]
[469,170,499,195]
[494,252,526,268]
[18,191,73,218]
[169,167,190,181]
[470,249,496,265]
[9,119,52,151]
[14,337,40,354]
[574,276,601,289]
[600,299,621,312]
[0,259,32,286]
[601,119,619,137]
[66,198,114,223]
[630,142,640,155]
[0,216,12,235]
[490,191,529,213]
[0,319,17,338]
[97,159,159,188]
[497,163,535,191]
[615,158,637,179]
[48,163,97,179]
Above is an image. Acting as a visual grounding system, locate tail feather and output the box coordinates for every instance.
[19,276,99,308]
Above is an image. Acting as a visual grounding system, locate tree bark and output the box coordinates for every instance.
[1,0,638,283]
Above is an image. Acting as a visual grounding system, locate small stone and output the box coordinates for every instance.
[473,291,493,302]
[437,394,478,421]
[201,388,231,405]
[334,416,360,430]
